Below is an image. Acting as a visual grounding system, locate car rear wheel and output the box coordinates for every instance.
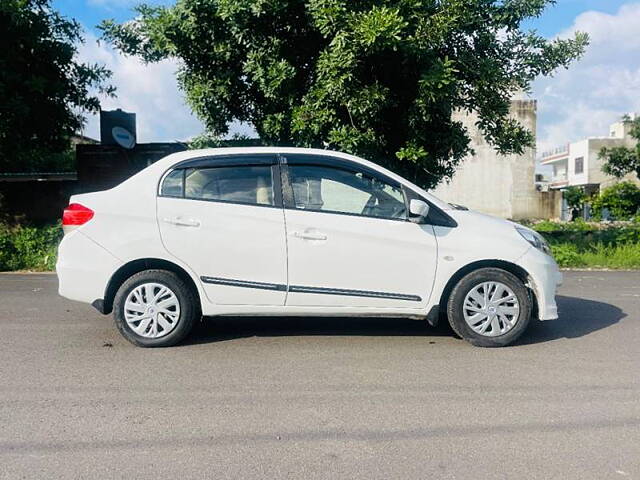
[446,268,532,347]
[113,269,199,347]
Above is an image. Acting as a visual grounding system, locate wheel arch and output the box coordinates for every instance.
[436,259,537,323]
[100,258,202,315]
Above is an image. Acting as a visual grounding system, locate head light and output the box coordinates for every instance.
[515,226,552,256]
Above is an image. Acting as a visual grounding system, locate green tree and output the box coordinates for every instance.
[591,182,640,221]
[188,132,259,149]
[600,115,640,180]
[563,186,585,221]
[101,0,587,188]
[0,0,114,172]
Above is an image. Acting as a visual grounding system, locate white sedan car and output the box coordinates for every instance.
[57,147,562,347]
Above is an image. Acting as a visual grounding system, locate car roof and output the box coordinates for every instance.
[157,146,365,166]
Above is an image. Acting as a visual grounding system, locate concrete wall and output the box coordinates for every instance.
[431,100,560,220]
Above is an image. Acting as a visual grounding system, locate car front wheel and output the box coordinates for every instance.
[446,268,532,347]
[113,269,199,347]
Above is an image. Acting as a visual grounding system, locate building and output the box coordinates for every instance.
[70,134,99,147]
[431,99,560,220]
[0,110,188,223]
[75,109,188,192]
[540,115,640,218]
[76,143,186,192]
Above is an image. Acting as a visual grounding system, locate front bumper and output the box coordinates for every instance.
[517,247,562,321]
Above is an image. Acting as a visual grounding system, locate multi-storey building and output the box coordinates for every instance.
[540,116,639,195]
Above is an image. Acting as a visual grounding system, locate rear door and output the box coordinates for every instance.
[281,154,438,309]
[157,154,287,305]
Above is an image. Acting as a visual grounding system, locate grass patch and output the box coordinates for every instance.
[0,219,638,272]
[0,222,62,271]
[581,243,640,269]
[549,241,640,269]
[530,220,640,269]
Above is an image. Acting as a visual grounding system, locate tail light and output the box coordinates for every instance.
[62,203,94,232]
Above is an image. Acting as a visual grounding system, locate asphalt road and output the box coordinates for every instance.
[0,272,639,479]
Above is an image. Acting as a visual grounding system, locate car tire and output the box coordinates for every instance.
[446,268,532,347]
[113,269,200,347]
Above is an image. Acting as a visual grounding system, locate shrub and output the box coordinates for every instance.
[0,223,62,271]
[590,182,640,220]
[550,243,584,268]
[531,218,592,233]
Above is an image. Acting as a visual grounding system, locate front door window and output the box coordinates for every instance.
[287,165,406,220]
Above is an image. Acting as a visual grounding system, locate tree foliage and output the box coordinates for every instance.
[188,132,259,149]
[0,0,114,172]
[600,116,640,180]
[101,0,587,188]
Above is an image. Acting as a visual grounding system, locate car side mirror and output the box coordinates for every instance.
[409,199,430,222]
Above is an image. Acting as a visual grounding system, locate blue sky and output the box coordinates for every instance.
[522,0,631,35]
[55,0,631,41]
[55,1,640,156]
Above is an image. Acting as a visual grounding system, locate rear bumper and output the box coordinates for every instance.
[518,248,562,321]
[56,230,122,307]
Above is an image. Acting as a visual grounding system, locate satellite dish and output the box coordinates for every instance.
[112,126,136,149]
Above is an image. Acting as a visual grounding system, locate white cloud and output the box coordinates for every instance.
[533,3,640,155]
[76,30,204,143]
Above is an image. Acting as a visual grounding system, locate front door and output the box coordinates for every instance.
[281,156,438,309]
[157,155,287,305]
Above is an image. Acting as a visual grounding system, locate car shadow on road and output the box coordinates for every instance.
[184,295,625,346]
[186,315,454,345]
[516,295,626,345]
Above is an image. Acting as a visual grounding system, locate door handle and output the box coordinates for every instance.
[162,217,201,227]
[292,231,327,241]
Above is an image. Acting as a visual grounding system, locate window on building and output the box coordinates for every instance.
[574,157,584,175]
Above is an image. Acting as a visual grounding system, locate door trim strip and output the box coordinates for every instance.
[288,285,421,302]
[200,276,287,291]
[200,276,421,301]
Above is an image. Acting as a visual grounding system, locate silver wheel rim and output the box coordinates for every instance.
[463,282,520,337]
[124,282,181,339]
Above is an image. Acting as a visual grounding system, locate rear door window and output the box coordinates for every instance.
[161,164,275,206]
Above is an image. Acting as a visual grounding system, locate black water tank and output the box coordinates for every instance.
[100,109,137,148]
